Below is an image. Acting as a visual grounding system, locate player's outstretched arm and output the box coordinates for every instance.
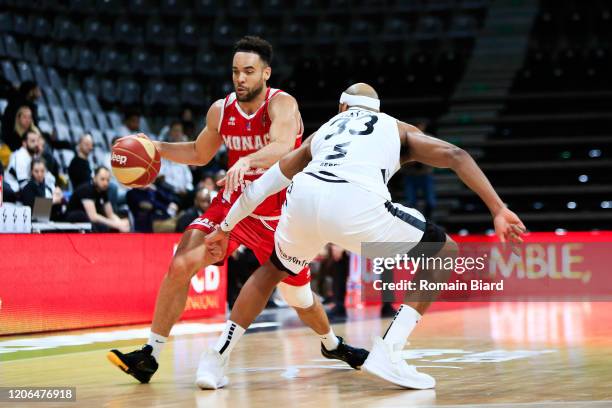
[225,94,300,192]
[153,100,224,166]
[399,121,526,243]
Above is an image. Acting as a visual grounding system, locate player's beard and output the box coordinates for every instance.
[236,81,265,102]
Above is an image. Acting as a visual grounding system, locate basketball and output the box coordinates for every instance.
[111,136,161,188]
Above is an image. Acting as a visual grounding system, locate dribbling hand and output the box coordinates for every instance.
[224,157,251,192]
[205,226,230,260]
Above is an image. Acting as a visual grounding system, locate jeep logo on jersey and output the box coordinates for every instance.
[222,134,271,151]
[111,152,128,166]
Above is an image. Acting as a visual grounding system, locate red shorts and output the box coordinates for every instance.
[186,192,310,287]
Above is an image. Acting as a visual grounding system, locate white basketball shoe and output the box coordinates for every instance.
[362,337,436,389]
[195,350,229,390]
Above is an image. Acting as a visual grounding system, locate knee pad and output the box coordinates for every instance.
[277,282,314,309]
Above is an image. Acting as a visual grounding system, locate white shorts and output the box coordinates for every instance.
[271,172,428,275]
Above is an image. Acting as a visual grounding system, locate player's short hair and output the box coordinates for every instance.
[233,36,273,66]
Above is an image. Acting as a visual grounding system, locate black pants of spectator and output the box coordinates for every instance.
[333,266,395,310]
[64,210,113,232]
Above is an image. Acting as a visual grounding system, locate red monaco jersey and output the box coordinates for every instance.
[218,87,303,217]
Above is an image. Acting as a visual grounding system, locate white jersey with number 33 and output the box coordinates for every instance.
[304,107,401,201]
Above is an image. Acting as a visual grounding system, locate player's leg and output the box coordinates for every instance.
[108,228,223,383]
[276,280,368,369]
[195,258,286,390]
[108,196,229,383]
[328,195,446,389]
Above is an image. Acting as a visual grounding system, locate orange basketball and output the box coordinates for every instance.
[111,136,161,188]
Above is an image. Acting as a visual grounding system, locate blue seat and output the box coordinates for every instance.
[118,78,141,106]
[82,18,112,43]
[80,109,98,131]
[181,80,206,107]
[15,61,34,82]
[56,46,75,70]
[3,35,21,59]
[51,106,68,126]
[47,67,64,89]
[194,0,220,17]
[29,15,52,38]
[1,60,19,87]
[53,16,80,42]
[58,88,77,110]
[99,78,118,104]
[75,47,97,72]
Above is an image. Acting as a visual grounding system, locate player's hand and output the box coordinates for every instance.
[225,157,251,192]
[205,226,230,259]
[493,207,526,253]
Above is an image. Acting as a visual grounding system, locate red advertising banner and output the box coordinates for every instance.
[0,233,226,335]
[352,231,612,306]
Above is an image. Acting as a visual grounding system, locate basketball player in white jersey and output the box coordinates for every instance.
[205,83,526,389]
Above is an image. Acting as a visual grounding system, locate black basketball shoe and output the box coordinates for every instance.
[321,336,369,369]
[107,345,159,384]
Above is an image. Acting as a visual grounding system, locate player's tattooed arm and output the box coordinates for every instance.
[398,121,525,243]
[153,100,224,166]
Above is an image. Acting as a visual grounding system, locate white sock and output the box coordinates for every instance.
[213,320,245,357]
[382,304,421,347]
[319,328,340,351]
[147,332,167,361]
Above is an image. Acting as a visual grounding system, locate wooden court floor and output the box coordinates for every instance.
[2,302,612,408]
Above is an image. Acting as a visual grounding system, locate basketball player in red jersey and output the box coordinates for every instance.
[107,37,368,388]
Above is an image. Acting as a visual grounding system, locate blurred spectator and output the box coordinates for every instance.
[322,245,350,319]
[37,134,62,185]
[403,122,436,220]
[1,159,17,203]
[5,130,54,193]
[175,188,211,232]
[1,81,41,149]
[65,166,130,232]
[68,134,94,189]
[4,106,40,152]
[126,180,179,232]
[159,121,193,195]
[20,158,63,220]
[323,245,397,320]
[196,175,218,200]
[117,110,141,136]
[181,107,196,140]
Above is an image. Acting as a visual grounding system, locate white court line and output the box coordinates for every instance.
[0,322,280,355]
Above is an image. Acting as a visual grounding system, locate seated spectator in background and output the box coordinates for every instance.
[159,121,193,196]
[37,134,62,186]
[117,110,141,137]
[68,134,94,189]
[1,160,17,203]
[103,136,128,212]
[20,158,63,220]
[197,175,218,199]
[175,188,211,232]
[1,81,41,150]
[126,179,179,233]
[5,130,55,194]
[4,105,40,152]
[65,166,130,232]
